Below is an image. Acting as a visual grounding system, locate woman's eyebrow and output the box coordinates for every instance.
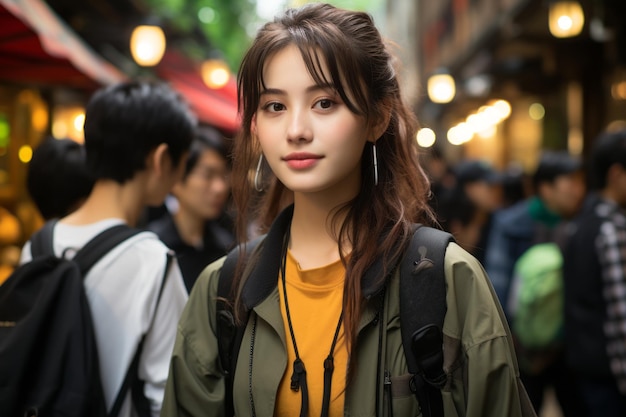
[259,83,336,97]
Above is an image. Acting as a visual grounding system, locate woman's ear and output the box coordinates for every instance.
[370,108,391,143]
[251,113,258,135]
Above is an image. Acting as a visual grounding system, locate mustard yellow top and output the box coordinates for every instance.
[275,250,347,417]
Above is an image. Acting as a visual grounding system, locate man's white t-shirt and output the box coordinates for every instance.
[20,219,188,417]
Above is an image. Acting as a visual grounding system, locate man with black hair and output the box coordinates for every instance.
[563,129,626,417]
[484,150,587,416]
[19,80,197,417]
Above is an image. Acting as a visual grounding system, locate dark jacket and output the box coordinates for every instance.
[148,212,234,293]
[484,199,536,310]
[563,194,613,378]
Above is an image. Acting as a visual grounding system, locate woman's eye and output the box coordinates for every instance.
[316,99,334,109]
[264,102,285,112]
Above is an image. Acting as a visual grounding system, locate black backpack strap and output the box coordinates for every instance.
[216,236,264,417]
[29,219,59,258]
[109,251,173,417]
[399,225,454,417]
[72,224,142,275]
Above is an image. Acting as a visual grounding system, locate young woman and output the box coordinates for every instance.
[162,4,534,417]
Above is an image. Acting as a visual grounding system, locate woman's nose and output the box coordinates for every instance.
[286,108,313,143]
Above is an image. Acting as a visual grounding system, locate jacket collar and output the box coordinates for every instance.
[241,204,402,309]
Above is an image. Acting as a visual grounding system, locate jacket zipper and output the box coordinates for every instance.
[384,369,393,417]
[249,315,258,417]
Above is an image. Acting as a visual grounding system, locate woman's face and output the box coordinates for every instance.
[251,44,371,202]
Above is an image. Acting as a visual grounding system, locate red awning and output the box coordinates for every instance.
[157,49,240,135]
[0,0,126,88]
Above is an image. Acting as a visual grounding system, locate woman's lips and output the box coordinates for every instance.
[283,153,322,169]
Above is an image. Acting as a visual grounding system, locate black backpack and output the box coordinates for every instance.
[216,225,454,417]
[0,220,158,417]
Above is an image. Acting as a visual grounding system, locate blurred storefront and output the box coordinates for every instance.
[0,0,128,240]
[413,0,626,172]
[0,0,239,246]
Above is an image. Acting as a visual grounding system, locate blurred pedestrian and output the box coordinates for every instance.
[451,159,503,264]
[162,3,534,417]
[484,150,587,416]
[434,185,481,254]
[26,137,94,221]
[563,129,626,417]
[501,164,529,209]
[148,127,234,293]
[19,80,196,416]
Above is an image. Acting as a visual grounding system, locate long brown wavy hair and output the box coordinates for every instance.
[231,2,435,366]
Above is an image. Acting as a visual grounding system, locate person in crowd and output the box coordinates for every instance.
[484,150,587,416]
[450,159,503,264]
[501,163,529,209]
[162,4,534,416]
[485,151,585,308]
[19,80,196,417]
[434,185,480,254]
[26,137,94,221]
[2,137,95,286]
[563,129,626,417]
[148,126,234,293]
[423,145,455,205]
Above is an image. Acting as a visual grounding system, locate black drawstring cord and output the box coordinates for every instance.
[320,314,343,417]
[280,230,309,417]
[280,227,343,417]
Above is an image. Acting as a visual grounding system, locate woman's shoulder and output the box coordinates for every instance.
[189,256,227,307]
[444,241,485,274]
[443,242,509,346]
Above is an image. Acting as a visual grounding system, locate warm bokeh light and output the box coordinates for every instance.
[18,145,32,163]
[492,100,512,121]
[549,2,585,38]
[476,125,497,139]
[449,98,513,146]
[130,25,166,67]
[416,128,436,148]
[529,103,546,120]
[427,73,456,103]
[52,107,86,143]
[73,113,85,131]
[32,107,49,132]
[612,81,626,100]
[201,60,231,89]
[447,124,473,146]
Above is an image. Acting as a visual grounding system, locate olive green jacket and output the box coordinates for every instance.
[162,217,535,417]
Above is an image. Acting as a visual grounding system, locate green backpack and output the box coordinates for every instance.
[509,242,564,350]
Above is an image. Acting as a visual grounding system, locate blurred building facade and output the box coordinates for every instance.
[403,0,626,173]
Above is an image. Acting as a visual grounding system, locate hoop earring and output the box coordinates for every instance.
[254,154,264,192]
[372,143,379,186]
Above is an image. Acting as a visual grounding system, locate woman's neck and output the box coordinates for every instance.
[288,195,350,269]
